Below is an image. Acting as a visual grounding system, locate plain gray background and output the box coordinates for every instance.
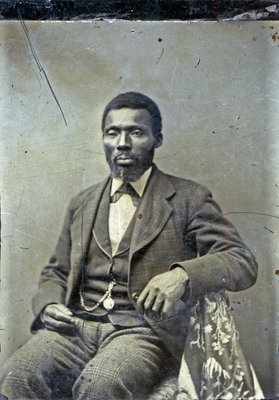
[0,20,278,397]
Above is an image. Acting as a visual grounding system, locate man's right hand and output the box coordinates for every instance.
[41,304,74,333]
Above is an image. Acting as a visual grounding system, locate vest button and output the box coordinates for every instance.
[138,214,143,219]
[132,292,139,301]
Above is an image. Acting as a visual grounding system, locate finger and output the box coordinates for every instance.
[44,318,74,333]
[50,304,73,316]
[55,304,73,316]
[151,296,164,319]
[161,299,174,319]
[44,308,73,324]
[51,313,74,324]
[143,291,157,314]
[43,312,74,328]
[137,288,149,315]
[45,310,73,324]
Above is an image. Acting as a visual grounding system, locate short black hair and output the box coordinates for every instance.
[101,92,162,138]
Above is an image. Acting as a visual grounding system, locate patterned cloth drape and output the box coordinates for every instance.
[147,291,263,400]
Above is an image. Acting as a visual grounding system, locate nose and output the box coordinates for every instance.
[117,131,131,150]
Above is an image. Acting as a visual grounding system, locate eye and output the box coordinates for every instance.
[131,129,143,137]
[105,129,118,137]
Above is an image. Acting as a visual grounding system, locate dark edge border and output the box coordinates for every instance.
[0,0,279,21]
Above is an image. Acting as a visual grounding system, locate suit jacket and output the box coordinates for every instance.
[31,166,257,359]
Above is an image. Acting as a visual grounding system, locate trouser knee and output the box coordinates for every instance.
[72,365,132,400]
[0,356,40,398]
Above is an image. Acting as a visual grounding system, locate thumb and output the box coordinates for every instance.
[55,304,73,316]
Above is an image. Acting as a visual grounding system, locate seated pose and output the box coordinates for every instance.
[0,92,259,400]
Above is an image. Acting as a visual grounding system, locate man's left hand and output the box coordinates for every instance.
[137,268,189,320]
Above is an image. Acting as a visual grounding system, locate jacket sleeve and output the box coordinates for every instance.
[172,184,258,300]
[31,199,74,331]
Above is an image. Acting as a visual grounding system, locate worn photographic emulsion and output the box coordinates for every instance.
[0,19,278,399]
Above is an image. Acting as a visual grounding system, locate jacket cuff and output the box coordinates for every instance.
[170,254,228,300]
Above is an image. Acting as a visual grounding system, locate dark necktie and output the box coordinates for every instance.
[110,183,140,207]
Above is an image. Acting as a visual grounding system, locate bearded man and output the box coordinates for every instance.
[0,92,257,400]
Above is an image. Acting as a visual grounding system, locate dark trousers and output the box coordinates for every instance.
[0,317,172,400]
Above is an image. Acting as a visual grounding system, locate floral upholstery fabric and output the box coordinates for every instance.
[147,291,263,400]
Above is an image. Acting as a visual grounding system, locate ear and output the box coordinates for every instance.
[154,133,163,148]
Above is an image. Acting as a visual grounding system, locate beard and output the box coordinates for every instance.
[105,148,154,182]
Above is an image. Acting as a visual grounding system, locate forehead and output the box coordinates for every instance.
[104,108,152,128]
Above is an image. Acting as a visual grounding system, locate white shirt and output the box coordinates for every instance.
[109,167,152,256]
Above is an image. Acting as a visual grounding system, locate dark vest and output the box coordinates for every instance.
[73,180,145,326]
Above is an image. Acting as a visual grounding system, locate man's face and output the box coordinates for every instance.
[102,108,162,182]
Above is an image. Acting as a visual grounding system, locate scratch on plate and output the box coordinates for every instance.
[224,211,279,220]
[264,226,274,233]
[155,47,164,65]
[13,228,47,243]
[15,188,25,218]
[18,11,67,126]
[194,57,200,68]
[169,58,178,93]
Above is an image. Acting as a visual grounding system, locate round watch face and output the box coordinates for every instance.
[103,298,115,311]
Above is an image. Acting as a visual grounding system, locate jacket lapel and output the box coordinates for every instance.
[80,178,110,263]
[92,181,112,258]
[66,177,110,304]
[130,167,175,259]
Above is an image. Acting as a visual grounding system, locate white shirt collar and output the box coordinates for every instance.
[111,167,152,197]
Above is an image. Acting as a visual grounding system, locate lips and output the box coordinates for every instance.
[116,158,134,165]
[117,155,133,160]
[115,153,136,165]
